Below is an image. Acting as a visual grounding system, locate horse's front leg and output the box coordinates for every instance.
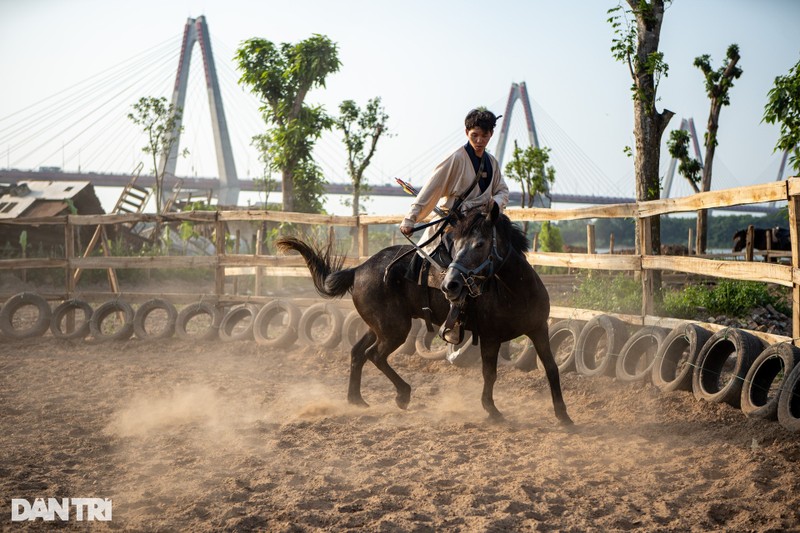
[479,338,503,421]
[530,324,574,426]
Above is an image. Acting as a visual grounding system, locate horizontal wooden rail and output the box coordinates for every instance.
[527,252,640,271]
[643,256,794,287]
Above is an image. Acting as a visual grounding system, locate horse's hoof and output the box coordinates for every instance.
[395,394,410,410]
[487,410,505,423]
[348,397,370,409]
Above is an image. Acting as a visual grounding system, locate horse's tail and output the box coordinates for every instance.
[275,237,354,298]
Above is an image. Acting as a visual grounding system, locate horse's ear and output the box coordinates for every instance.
[486,200,500,225]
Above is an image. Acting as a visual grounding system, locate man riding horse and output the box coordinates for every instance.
[399,108,510,341]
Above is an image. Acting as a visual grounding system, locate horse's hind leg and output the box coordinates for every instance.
[348,331,376,407]
[530,324,573,425]
[365,328,412,409]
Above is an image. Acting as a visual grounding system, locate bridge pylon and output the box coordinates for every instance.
[160,15,239,207]
[493,81,549,207]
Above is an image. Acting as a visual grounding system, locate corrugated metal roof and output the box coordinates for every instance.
[0,180,92,219]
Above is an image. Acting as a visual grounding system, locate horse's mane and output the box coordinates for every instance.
[452,210,530,254]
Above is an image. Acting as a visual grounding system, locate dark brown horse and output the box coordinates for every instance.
[276,203,572,424]
[732,227,791,252]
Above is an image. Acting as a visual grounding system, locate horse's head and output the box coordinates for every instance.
[441,202,504,303]
[732,229,747,252]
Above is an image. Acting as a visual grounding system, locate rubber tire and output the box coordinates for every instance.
[341,310,371,350]
[615,326,669,383]
[50,299,93,340]
[415,327,448,360]
[532,320,585,374]
[0,292,52,339]
[89,300,135,342]
[777,363,800,432]
[692,328,766,407]
[740,342,800,420]
[298,303,343,349]
[575,315,628,378]
[651,323,712,393]
[133,298,177,340]
[253,299,301,348]
[392,320,422,356]
[446,333,482,367]
[176,302,222,341]
[219,304,259,342]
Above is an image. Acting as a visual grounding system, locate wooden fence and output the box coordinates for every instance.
[1,177,798,346]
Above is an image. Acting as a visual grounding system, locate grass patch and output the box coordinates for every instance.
[661,279,785,319]
[569,275,788,320]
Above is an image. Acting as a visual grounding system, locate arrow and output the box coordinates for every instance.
[395,178,447,217]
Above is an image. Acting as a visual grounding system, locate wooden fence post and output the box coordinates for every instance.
[64,220,76,333]
[232,229,241,295]
[638,217,654,316]
[766,228,773,262]
[586,224,596,254]
[745,224,755,262]
[688,228,693,256]
[788,186,800,345]
[215,215,226,299]
[254,228,263,297]
[609,233,615,254]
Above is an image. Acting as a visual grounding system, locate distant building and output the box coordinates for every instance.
[0,180,105,251]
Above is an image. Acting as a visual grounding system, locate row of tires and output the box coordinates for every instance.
[536,315,800,434]
[2,292,799,432]
[0,292,348,347]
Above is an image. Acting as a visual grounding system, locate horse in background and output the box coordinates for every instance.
[732,227,791,252]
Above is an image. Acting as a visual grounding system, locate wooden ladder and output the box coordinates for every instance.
[73,163,151,290]
[162,178,184,214]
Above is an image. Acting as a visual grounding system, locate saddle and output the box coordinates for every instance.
[414,252,472,346]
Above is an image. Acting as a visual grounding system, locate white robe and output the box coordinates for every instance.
[401,146,509,254]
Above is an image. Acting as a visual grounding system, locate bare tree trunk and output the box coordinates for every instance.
[282,168,294,212]
[628,0,674,309]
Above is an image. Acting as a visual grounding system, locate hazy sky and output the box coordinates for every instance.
[1,0,799,206]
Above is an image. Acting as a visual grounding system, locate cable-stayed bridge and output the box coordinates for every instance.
[0,16,789,214]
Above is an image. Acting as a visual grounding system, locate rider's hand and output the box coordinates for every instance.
[400,224,413,237]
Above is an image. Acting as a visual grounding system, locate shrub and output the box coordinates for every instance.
[661,280,778,318]
[571,273,642,315]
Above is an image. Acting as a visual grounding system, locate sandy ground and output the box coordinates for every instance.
[1,332,799,532]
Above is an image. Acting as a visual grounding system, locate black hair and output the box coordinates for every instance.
[465,108,498,132]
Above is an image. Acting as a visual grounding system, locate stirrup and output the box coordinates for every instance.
[439,321,463,345]
[439,303,464,344]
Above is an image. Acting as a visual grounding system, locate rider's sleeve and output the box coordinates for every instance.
[401,154,457,228]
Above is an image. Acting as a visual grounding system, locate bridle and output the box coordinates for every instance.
[446,226,505,299]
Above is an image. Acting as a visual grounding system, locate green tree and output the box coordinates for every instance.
[764,57,800,174]
[504,141,556,234]
[127,96,185,213]
[539,221,563,253]
[667,129,703,193]
[608,0,674,311]
[694,44,743,253]
[235,34,341,213]
[336,97,390,217]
